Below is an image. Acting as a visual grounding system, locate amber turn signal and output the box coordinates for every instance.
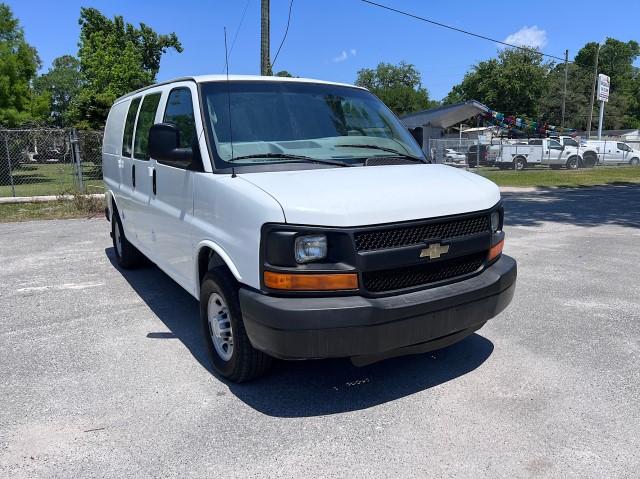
[264,271,358,291]
[488,239,504,261]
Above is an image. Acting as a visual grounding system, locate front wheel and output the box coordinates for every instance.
[566,156,581,169]
[200,270,272,382]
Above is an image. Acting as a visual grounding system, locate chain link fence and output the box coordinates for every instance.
[0,128,104,198]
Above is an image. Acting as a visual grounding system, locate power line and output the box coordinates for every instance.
[359,0,568,63]
[271,0,294,70]
[223,0,252,71]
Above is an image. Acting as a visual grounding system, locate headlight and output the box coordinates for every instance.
[490,211,501,233]
[294,234,327,263]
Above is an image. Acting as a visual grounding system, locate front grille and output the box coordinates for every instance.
[354,215,489,252]
[362,252,486,293]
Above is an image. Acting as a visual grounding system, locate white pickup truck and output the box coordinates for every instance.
[493,138,583,170]
[102,75,517,382]
[553,136,598,167]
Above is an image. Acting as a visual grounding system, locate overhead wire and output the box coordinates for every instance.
[271,0,295,70]
[359,0,569,63]
[223,0,252,72]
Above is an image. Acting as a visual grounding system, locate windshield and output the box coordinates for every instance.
[200,81,425,168]
[563,138,579,147]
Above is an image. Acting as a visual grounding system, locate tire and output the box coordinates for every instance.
[566,156,580,170]
[112,209,144,269]
[583,152,598,168]
[630,157,639,166]
[513,157,526,170]
[200,269,272,383]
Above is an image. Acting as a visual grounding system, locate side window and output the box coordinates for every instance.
[122,97,141,157]
[618,143,628,151]
[529,139,542,145]
[549,140,562,149]
[163,88,196,148]
[133,92,162,160]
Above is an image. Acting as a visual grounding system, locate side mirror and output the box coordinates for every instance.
[148,123,193,167]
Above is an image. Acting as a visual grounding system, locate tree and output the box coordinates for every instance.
[355,61,436,116]
[0,3,49,126]
[71,7,183,129]
[574,38,640,129]
[34,55,82,127]
[274,70,293,77]
[444,48,551,120]
[538,62,591,129]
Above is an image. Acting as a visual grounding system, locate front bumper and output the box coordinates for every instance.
[240,254,516,361]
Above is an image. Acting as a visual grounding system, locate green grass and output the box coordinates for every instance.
[0,162,103,197]
[0,195,104,222]
[478,166,640,188]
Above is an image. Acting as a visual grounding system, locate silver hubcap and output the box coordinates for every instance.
[207,293,234,361]
[114,221,123,257]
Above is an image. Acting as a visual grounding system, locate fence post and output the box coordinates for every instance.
[70,128,84,192]
[4,131,16,197]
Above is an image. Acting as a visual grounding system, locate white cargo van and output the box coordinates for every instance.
[580,140,640,165]
[103,75,517,382]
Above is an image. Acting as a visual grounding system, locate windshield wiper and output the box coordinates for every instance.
[228,153,351,167]
[335,144,425,162]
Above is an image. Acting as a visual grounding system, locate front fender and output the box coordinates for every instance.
[194,239,243,296]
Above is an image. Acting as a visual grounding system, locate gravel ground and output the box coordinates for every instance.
[1,184,639,478]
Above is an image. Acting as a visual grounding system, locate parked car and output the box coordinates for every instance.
[32,147,65,163]
[102,75,517,382]
[580,140,640,165]
[493,138,583,170]
[444,148,467,164]
[466,143,490,166]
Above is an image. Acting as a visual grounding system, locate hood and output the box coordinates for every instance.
[240,164,500,227]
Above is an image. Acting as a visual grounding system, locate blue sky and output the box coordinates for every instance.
[8,0,640,101]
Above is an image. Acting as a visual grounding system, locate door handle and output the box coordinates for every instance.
[152,168,157,195]
[132,164,136,188]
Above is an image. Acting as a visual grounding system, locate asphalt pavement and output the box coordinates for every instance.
[1,184,639,478]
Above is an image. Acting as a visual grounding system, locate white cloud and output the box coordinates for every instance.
[503,26,548,49]
[332,48,357,63]
[333,50,348,62]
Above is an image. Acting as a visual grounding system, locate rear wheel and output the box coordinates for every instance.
[112,210,144,268]
[630,157,639,166]
[513,157,526,170]
[200,269,272,382]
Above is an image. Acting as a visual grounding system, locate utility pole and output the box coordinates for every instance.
[561,49,568,130]
[586,44,600,139]
[260,0,271,76]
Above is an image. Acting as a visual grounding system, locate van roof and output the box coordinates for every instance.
[114,75,367,104]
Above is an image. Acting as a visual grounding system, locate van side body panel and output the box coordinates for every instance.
[102,100,129,210]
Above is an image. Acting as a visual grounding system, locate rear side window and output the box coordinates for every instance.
[122,97,141,157]
[163,88,196,148]
[529,139,542,145]
[134,93,162,160]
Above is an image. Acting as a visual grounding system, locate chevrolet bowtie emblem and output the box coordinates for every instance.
[420,243,450,259]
